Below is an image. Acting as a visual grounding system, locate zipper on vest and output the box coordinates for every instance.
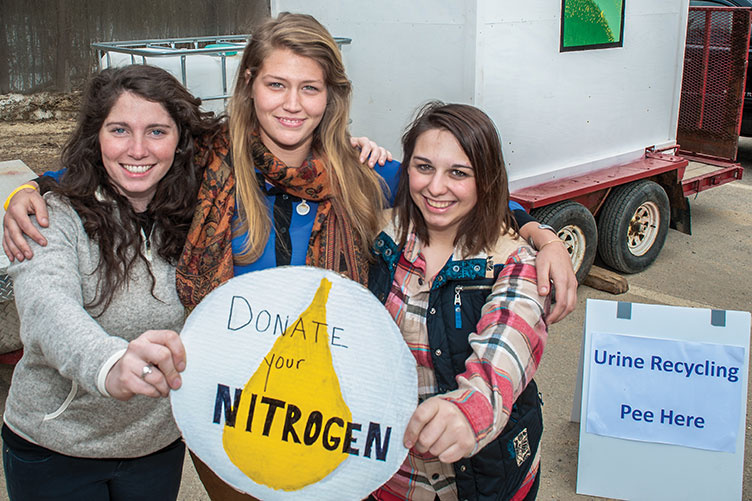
[454,285,463,329]
[454,284,493,329]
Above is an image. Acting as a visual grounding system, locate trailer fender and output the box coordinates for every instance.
[655,171,691,236]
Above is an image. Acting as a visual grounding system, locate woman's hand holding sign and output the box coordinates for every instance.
[403,397,476,463]
[105,329,186,400]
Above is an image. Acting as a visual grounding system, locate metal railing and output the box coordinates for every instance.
[92,35,352,106]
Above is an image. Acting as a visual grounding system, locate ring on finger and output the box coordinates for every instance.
[141,364,154,378]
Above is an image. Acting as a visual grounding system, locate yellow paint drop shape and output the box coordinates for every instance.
[223,278,352,491]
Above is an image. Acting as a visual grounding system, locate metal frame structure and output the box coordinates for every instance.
[511,151,689,211]
[92,35,352,104]
[93,35,249,104]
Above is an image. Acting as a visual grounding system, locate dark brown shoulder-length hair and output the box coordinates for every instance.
[55,64,223,313]
[394,101,517,255]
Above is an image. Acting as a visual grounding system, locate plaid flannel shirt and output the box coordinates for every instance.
[375,229,547,501]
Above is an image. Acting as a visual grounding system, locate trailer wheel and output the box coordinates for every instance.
[531,201,597,284]
[597,180,670,274]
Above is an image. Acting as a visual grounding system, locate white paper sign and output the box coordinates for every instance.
[171,266,418,500]
[575,299,750,501]
[586,332,744,452]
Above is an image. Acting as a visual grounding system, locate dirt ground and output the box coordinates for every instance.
[0,118,76,175]
[0,91,81,173]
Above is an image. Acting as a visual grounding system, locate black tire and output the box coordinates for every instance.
[531,201,597,284]
[597,180,670,274]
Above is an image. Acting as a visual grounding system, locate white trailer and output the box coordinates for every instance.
[270,0,746,282]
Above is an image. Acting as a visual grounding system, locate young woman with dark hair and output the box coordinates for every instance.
[369,102,547,501]
[4,64,221,500]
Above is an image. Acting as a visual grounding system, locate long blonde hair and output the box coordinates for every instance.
[229,12,386,264]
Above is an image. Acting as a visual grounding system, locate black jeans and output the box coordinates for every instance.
[3,426,185,501]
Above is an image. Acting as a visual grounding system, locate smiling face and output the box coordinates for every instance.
[408,128,478,241]
[98,91,178,212]
[251,48,328,166]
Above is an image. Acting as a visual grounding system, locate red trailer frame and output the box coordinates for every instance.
[512,149,743,220]
[509,147,743,283]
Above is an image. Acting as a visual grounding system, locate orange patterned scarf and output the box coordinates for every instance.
[176,134,235,309]
[250,135,368,286]
[176,132,369,310]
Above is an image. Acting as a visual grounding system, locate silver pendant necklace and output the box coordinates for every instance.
[296,199,311,216]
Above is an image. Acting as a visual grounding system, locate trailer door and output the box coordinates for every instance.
[678,6,752,161]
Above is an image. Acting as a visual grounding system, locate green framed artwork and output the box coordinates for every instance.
[561,0,625,51]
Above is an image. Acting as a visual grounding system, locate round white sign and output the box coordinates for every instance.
[171,266,417,500]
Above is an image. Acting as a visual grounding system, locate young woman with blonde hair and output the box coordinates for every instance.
[176,12,392,310]
[228,12,386,268]
[174,12,400,499]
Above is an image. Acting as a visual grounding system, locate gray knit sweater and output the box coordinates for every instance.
[5,194,184,458]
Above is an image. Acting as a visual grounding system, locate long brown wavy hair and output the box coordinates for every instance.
[395,101,518,254]
[55,64,222,313]
[228,12,386,264]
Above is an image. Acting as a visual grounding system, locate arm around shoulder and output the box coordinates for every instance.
[2,180,50,261]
